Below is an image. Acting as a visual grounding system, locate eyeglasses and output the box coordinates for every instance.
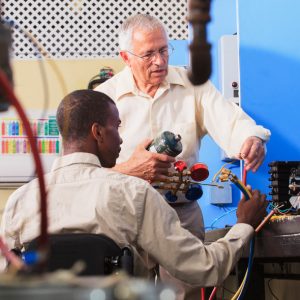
[126,44,174,62]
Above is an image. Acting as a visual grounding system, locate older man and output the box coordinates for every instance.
[95,14,271,299]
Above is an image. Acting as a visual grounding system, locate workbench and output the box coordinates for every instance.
[205,214,300,299]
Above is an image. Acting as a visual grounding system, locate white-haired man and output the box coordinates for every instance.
[95,14,271,299]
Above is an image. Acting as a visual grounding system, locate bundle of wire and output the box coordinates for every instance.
[230,169,278,300]
[0,69,47,272]
[205,165,277,300]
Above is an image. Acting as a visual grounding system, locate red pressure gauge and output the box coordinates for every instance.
[190,163,209,182]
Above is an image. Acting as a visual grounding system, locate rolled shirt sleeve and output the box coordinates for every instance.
[137,186,254,286]
[196,80,271,158]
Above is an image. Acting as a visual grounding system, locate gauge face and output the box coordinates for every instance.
[185,184,203,201]
[190,163,209,182]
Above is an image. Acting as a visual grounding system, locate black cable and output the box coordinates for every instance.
[267,279,280,300]
[87,67,115,89]
[87,77,107,90]
[221,285,235,295]
[3,19,51,179]
[4,20,50,118]
[37,57,50,119]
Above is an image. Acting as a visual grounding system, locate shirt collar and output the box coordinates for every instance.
[165,66,186,87]
[115,66,186,101]
[51,152,102,171]
[115,67,137,100]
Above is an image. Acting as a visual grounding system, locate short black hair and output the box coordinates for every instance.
[56,90,115,142]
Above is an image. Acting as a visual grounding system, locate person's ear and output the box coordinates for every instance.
[91,123,104,143]
[120,51,131,66]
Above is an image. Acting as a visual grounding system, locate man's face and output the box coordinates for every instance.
[124,28,169,88]
[97,103,122,168]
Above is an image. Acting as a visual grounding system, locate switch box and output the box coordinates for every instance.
[218,34,240,162]
[218,34,240,104]
[209,181,232,204]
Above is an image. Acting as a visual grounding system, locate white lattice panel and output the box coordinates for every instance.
[1,0,188,59]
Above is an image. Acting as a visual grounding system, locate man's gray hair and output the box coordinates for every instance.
[118,14,168,51]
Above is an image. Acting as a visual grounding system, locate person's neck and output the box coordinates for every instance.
[135,80,160,98]
[62,141,93,156]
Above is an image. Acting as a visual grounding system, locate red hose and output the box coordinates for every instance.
[0,236,25,270]
[0,70,48,249]
[208,166,247,300]
[242,163,247,185]
[208,287,217,300]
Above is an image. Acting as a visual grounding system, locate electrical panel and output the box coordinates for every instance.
[209,181,232,204]
[218,34,240,104]
[269,161,300,210]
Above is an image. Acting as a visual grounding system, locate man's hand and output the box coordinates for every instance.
[112,139,175,183]
[236,189,268,229]
[238,136,265,172]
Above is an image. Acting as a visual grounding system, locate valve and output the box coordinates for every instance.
[165,191,178,202]
[174,160,187,172]
[185,184,203,201]
[153,160,211,202]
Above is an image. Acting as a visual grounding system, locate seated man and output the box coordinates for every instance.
[0,90,267,287]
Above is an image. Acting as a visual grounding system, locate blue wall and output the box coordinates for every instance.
[238,0,300,195]
[199,0,240,230]
[169,40,188,67]
[170,0,300,228]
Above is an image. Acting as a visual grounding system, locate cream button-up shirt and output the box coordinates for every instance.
[96,66,271,168]
[1,152,254,286]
